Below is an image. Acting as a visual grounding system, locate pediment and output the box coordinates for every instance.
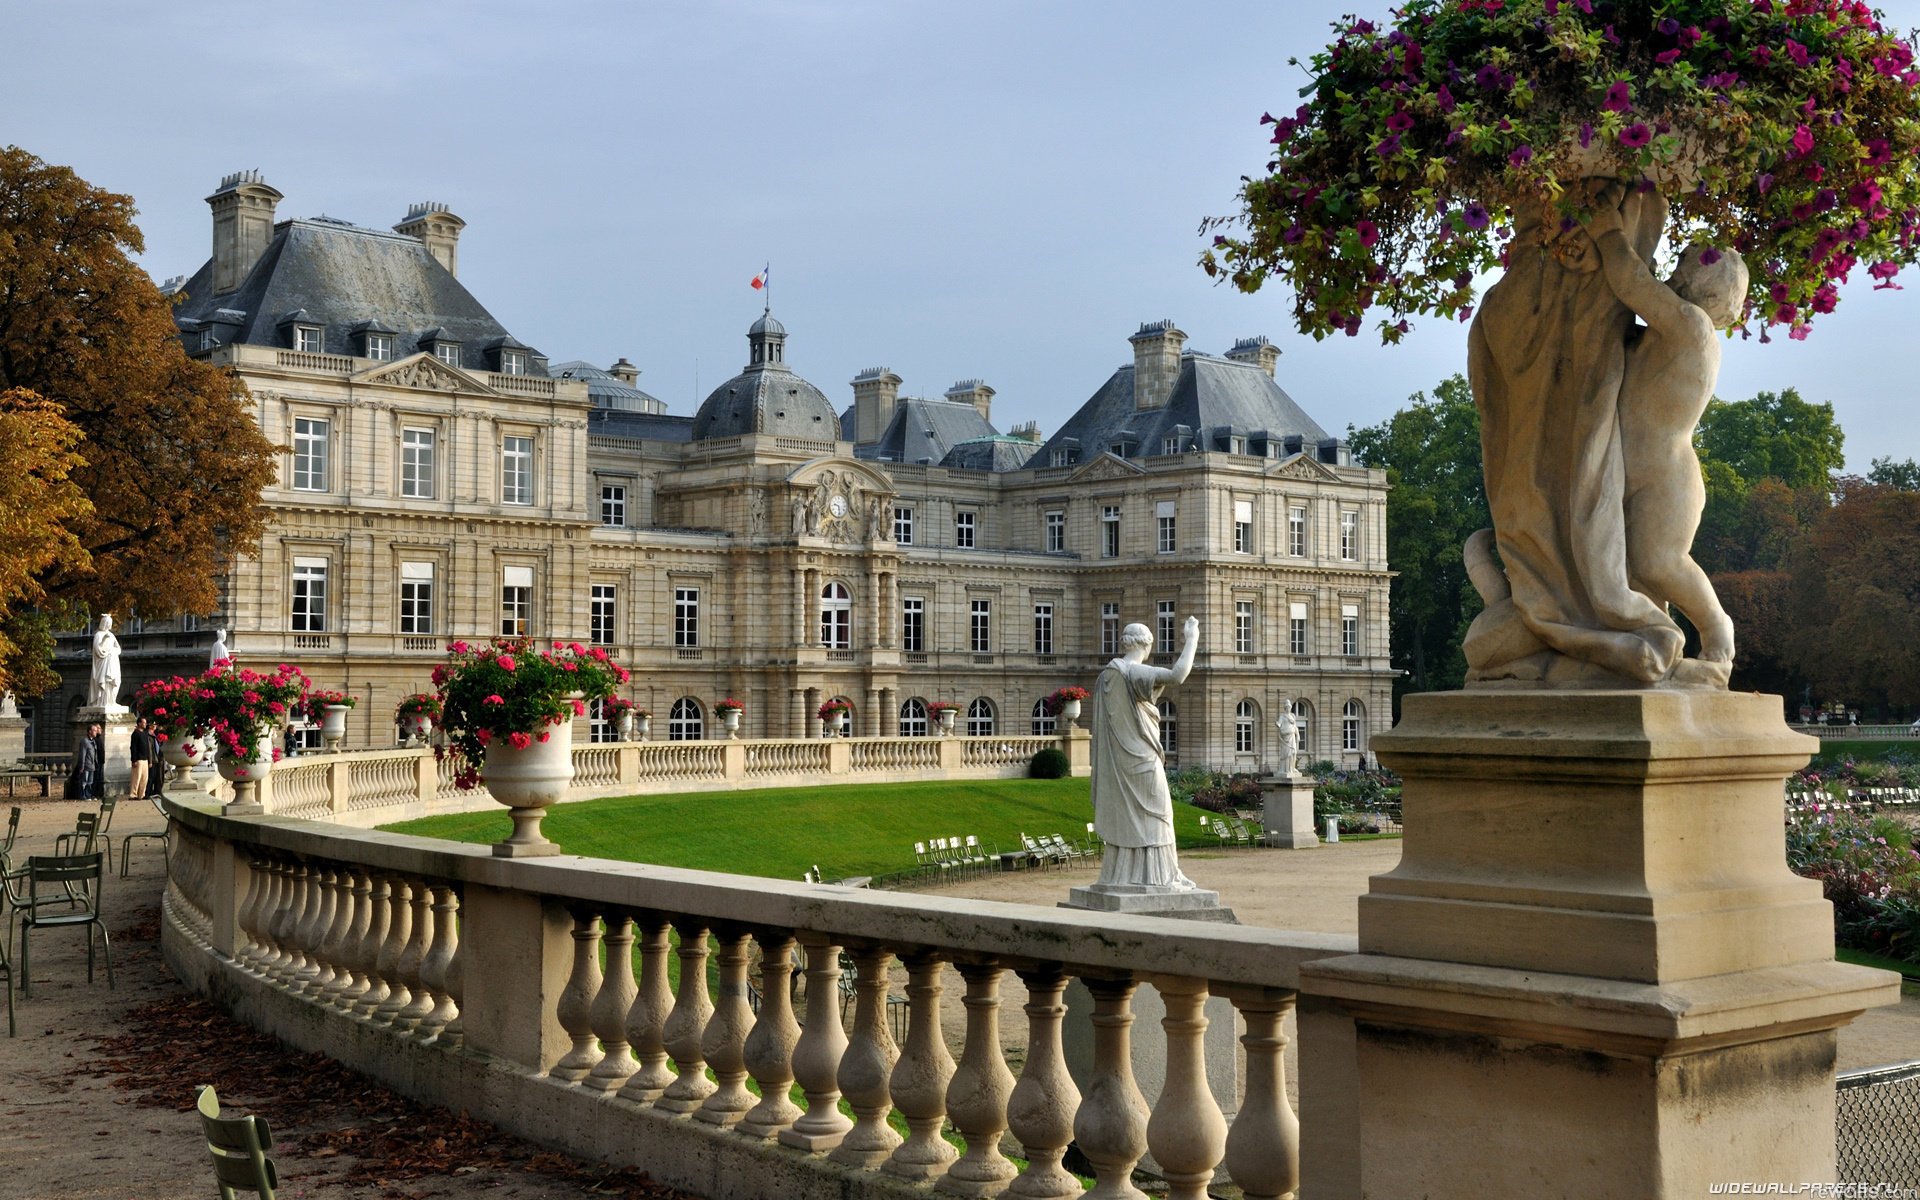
[1069,452,1147,483]
[356,352,496,395]
[1265,453,1342,483]
[786,456,895,494]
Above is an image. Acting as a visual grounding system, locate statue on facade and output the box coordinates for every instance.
[209,627,231,669]
[88,614,123,709]
[1088,616,1200,891]
[1274,704,1301,779]
[791,495,808,537]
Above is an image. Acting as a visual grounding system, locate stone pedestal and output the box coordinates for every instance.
[1259,775,1319,848]
[0,692,27,763]
[1299,689,1901,1199]
[1061,884,1237,924]
[76,705,134,796]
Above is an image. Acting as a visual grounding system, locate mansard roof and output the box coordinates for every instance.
[1036,353,1330,462]
[588,408,695,443]
[170,217,545,374]
[850,396,1000,466]
[941,434,1042,472]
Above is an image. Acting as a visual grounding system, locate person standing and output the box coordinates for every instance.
[128,717,153,800]
[146,722,166,797]
[67,721,103,801]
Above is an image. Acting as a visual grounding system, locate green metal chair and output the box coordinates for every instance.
[120,793,171,878]
[0,880,15,1035]
[0,805,19,868]
[16,852,113,997]
[57,797,116,871]
[196,1085,278,1199]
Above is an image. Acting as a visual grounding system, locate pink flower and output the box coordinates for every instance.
[1602,81,1632,112]
[537,731,551,743]
[571,699,587,718]
[1619,124,1651,149]
[1790,124,1815,156]
[497,655,517,672]
[484,694,506,706]
[1654,49,1681,65]
[1355,219,1379,248]
[507,731,532,751]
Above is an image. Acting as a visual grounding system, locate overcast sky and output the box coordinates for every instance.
[8,0,1918,470]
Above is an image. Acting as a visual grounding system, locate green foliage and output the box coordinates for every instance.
[1787,806,1920,967]
[1869,456,1920,490]
[1786,483,1920,712]
[1695,389,1846,491]
[1028,747,1070,779]
[1349,374,1490,698]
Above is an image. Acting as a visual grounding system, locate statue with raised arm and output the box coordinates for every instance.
[88,614,123,709]
[1088,615,1200,891]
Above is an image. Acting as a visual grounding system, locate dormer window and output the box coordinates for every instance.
[199,329,218,353]
[365,333,393,362]
[294,325,323,354]
[433,342,461,367]
[500,349,527,376]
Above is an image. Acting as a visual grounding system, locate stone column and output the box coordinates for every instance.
[792,570,808,647]
[803,568,820,645]
[76,706,134,798]
[864,687,880,737]
[1300,690,1901,1199]
[790,689,807,740]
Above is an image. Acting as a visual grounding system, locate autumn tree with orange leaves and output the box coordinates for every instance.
[0,147,277,692]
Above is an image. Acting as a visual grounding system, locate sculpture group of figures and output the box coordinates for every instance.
[789,470,889,542]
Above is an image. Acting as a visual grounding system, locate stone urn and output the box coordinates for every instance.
[834,711,850,736]
[935,708,957,736]
[399,713,434,746]
[616,709,636,742]
[319,704,350,752]
[215,730,275,810]
[1059,698,1082,723]
[635,714,650,741]
[721,709,742,738]
[481,715,574,858]
[161,733,205,785]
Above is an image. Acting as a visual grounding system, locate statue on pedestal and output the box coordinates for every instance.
[209,628,231,669]
[88,614,123,710]
[1089,616,1200,891]
[1274,704,1301,779]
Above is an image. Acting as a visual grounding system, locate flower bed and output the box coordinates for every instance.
[1788,802,1920,968]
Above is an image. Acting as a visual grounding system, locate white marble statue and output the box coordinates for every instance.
[209,628,231,669]
[1089,616,1200,891]
[88,614,123,709]
[1275,705,1301,778]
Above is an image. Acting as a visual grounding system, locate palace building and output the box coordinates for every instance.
[38,172,1395,770]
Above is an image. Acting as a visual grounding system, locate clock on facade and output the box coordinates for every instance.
[828,495,848,519]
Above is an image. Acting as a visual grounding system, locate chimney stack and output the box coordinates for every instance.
[206,170,283,295]
[1129,320,1186,410]
[944,378,995,425]
[394,201,467,277]
[1225,335,1281,378]
[609,357,640,386]
[850,367,903,445]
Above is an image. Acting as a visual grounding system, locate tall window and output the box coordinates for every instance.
[970,599,992,653]
[591,584,617,646]
[1235,599,1255,654]
[1234,500,1254,554]
[668,697,704,741]
[294,325,322,353]
[1030,699,1057,736]
[902,596,925,653]
[398,561,434,635]
[501,566,533,636]
[1290,601,1309,656]
[893,505,914,545]
[1342,603,1360,657]
[1157,600,1176,653]
[1340,509,1360,561]
[1343,699,1365,752]
[589,697,616,743]
[1100,602,1121,657]
[1033,602,1054,655]
[291,417,329,492]
[601,484,627,527]
[955,510,976,549]
[820,582,852,649]
[501,435,533,505]
[1288,505,1308,557]
[1235,699,1258,754]
[1289,698,1315,758]
[400,428,436,499]
[1101,505,1121,558]
[291,557,327,632]
[1158,699,1177,756]
[966,698,996,736]
[673,587,699,647]
[1045,511,1065,553]
[899,698,929,737]
[1156,500,1177,554]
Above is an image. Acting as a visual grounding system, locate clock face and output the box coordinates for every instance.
[829,495,848,518]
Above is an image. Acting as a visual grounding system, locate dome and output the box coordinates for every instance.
[748,311,785,337]
[690,310,839,441]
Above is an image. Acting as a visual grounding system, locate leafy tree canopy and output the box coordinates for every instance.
[1868,455,1920,489]
[1787,481,1920,709]
[1695,387,1846,488]
[0,389,91,695]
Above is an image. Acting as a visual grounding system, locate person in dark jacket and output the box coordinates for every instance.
[128,718,154,800]
[147,723,166,797]
[67,722,103,801]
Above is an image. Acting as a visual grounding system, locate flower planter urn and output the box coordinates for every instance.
[319,704,349,752]
[834,712,850,736]
[635,714,650,741]
[398,713,434,746]
[482,714,574,858]
[215,731,275,812]
[162,734,205,785]
[935,709,957,736]
[1060,698,1082,723]
[722,710,742,739]
[616,710,636,742]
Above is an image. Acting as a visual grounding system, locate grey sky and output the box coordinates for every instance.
[8,0,1918,470]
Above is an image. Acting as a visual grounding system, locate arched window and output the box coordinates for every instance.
[668,697,704,741]
[899,697,929,737]
[1342,698,1365,753]
[589,697,616,744]
[1235,699,1259,755]
[820,582,852,649]
[1289,698,1315,759]
[966,698,996,736]
[1158,698,1177,756]
[826,695,856,736]
[1030,698,1056,736]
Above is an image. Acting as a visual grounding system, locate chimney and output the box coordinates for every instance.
[1225,335,1281,378]
[944,378,995,425]
[394,201,467,277]
[850,366,902,445]
[205,170,283,295]
[609,357,640,386]
[1129,319,1186,410]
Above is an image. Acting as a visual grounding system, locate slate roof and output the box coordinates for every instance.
[1035,353,1332,464]
[551,360,667,413]
[850,396,1000,466]
[690,313,839,441]
[941,434,1042,472]
[588,408,695,443]
[170,217,546,375]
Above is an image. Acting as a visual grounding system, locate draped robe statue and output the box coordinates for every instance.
[88,615,124,709]
[1090,617,1199,890]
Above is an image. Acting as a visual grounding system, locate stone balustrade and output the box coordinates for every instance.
[161,799,1348,1200]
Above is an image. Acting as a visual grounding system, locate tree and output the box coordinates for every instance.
[1695,389,1846,492]
[1786,481,1920,712]
[1349,375,1489,700]
[0,389,90,695]
[0,147,277,659]
[1868,456,1920,490]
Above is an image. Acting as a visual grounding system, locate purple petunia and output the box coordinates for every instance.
[1463,202,1491,230]
[1387,110,1415,133]
[1578,121,1594,148]
[1700,248,1722,266]
[1356,220,1380,248]
[1508,144,1533,168]
[1603,81,1632,112]
[1376,134,1403,156]
[1619,123,1652,149]
[1656,17,1680,36]
[1790,124,1815,156]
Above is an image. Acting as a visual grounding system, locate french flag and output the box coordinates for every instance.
[751,264,770,291]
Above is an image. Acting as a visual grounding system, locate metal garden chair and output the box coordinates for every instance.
[121,792,171,878]
[196,1084,279,1199]
[16,852,113,997]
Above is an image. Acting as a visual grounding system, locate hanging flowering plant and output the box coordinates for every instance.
[1202,0,1920,342]
[1044,686,1091,715]
[433,638,629,790]
[194,662,311,764]
[133,676,203,742]
[303,689,356,722]
[394,693,442,721]
[714,697,745,714]
[817,698,852,721]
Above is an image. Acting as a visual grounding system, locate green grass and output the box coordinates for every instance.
[1812,739,1920,764]
[1837,946,1920,990]
[383,777,1225,881]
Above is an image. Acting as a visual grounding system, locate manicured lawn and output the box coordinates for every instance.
[1837,946,1920,990]
[383,777,1223,882]
[1812,739,1920,764]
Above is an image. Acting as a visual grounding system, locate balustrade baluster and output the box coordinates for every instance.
[1221,987,1300,1200]
[618,915,676,1102]
[354,876,393,1016]
[585,913,639,1090]
[1006,964,1081,1199]
[829,945,900,1165]
[268,861,304,984]
[435,884,466,1046]
[938,959,1018,1195]
[551,908,606,1080]
[780,935,852,1151]
[233,855,266,972]
[395,880,437,1028]
[250,859,280,977]
[885,950,957,1180]
[739,931,802,1138]
[293,866,336,994]
[416,885,461,1038]
[695,926,755,1126]
[374,879,415,1022]
[316,867,352,996]
[1147,977,1228,1200]
[331,871,375,1009]
[1074,975,1150,1200]
[656,921,716,1113]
